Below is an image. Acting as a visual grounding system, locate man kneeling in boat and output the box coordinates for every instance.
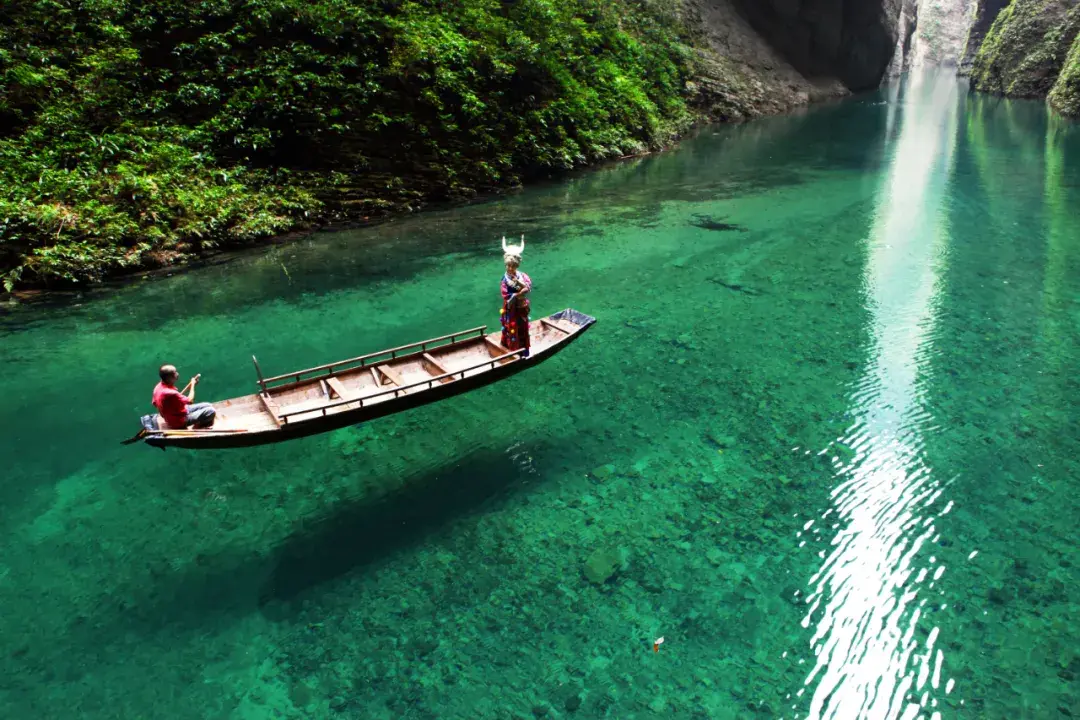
[150,364,216,430]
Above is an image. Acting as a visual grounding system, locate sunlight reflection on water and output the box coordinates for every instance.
[796,70,966,720]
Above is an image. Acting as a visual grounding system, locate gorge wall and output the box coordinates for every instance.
[965,0,1080,116]
[679,0,911,123]
[910,0,977,69]
[959,0,1012,73]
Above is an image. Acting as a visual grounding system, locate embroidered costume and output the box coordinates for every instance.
[499,234,531,358]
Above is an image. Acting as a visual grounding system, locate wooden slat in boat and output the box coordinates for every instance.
[258,392,284,428]
[484,336,512,359]
[325,376,355,401]
[261,325,489,388]
[375,364,404,388]
[421,353,454,384]
[132,308,596,450]
[540,317,575,335]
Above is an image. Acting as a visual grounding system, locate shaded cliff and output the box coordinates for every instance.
[724,0,904,91]
[967,0,1080,116]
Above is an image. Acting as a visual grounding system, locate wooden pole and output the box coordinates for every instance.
[252,355,266,391]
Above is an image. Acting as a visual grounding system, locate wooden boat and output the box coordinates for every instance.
[126,308,595,450]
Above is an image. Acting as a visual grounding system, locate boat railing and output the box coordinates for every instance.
[277,349,526,424]
[258,325,488,391]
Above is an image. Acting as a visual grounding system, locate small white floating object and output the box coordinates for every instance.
[653,637,665,652]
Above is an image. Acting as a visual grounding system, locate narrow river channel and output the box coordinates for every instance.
[1,69,1078,719]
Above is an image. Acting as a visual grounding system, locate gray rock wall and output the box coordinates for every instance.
[910,0,977,69]
[682,0,908,124]
[727,0,906,91]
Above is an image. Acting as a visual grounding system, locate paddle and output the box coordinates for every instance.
[119,428,148,445]
[119,427,248,445]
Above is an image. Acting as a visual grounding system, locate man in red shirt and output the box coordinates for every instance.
[152,364,216,429]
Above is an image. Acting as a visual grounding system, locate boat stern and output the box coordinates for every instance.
[549,308,596,331]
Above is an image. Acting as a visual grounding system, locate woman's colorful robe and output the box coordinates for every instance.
[500,270,532,357]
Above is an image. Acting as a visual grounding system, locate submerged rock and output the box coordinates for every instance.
[705,429,737,449]
[590,464,616,481]
[584,547,629,585]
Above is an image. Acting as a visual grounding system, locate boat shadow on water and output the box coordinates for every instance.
[11,441,564,688]
[255,439,559,615]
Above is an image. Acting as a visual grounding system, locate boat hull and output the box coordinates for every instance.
[142,308,595,449]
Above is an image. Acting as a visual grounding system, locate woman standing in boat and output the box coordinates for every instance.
[500,234,532,358]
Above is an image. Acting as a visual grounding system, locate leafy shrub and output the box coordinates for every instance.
[0,0,695,288]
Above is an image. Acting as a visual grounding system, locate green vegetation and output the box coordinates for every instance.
[969,0,1080,110]
[1048,33,1080,116]
[0,0,696,289]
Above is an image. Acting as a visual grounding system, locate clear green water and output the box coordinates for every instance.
[2,70,1079,719]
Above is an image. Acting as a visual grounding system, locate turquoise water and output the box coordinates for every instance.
[2,70,1079,719]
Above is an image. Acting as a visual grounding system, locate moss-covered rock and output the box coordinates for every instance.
[969,0,1080,100]
[959,0,1012,74]
[1049,32,1080,115]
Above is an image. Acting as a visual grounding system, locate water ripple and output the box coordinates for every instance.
[792,71,964,720]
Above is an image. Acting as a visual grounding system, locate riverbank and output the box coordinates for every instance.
[0,109,833,303]
[2,0,906,296]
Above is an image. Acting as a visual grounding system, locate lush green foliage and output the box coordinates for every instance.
[0,0,695,288]
[1049,32,1080,116]
[970,0,1080,107]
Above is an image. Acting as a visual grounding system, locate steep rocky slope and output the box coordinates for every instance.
[967,0,1080,116]
[959,0,1011,73]
[1048,30,1080,114]
[910,0,976,68]
[887,0,920,79]
[683,0,906,122]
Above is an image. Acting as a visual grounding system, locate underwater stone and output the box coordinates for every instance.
[289,681,313,709]
[590,464,615,481]
[584,547,628,584]
[407,638,438,657]
[707,431,737,448]
[565,694,582,712]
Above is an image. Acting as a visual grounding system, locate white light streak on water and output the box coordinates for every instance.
[797,70,964,720]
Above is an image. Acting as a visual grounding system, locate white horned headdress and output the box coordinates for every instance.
[501,234,525,265]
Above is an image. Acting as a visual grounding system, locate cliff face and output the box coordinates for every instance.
[910,0,976,69]
[959,0,1011,73]
[725,0,905,91]
[967,0,1080,116]
[1048,31,1080,114]
[683,0,906,124]
[887,0,920,79]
